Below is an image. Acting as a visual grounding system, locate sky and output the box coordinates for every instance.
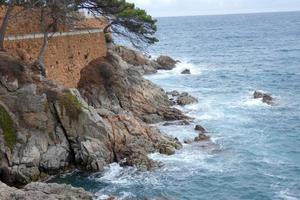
[128,0,300,17]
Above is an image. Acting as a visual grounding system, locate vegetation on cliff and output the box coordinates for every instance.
[0,104,16,150]
[59,92,82,121]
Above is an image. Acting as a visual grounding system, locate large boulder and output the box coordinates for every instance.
[0,181,92,200]
[156,55,177,70]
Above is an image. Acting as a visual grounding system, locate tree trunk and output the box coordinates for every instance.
[35,8,49,77]
[36,31,48,77]
[0,0,15,50]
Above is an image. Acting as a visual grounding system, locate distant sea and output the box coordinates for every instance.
[53,11,300,200]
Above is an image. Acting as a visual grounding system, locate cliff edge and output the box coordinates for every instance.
[0,48,186,187]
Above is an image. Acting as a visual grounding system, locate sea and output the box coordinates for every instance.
[51,11,300,200]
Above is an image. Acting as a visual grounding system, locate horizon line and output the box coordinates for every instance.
[154,9,300,18]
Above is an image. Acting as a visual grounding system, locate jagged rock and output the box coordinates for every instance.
[253,90,274,105]
[176,92,198,105]
[181,69,191,74]
[156,55,177,70]
[194,125,207,133]
[0,181,93,200]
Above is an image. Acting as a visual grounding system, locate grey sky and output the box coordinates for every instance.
[128,0,300,17]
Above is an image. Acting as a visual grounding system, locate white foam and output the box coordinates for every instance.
[146,61,202,80]
[149,142,225,173]
[95,192,136,200]
[238,91,271,107]
[93,163,137,185]
[277,189,299,200]
[243,98,268,106]
[172,61,202,75]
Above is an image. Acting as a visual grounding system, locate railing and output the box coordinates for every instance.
[4,28,102,41]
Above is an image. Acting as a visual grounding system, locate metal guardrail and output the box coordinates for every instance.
[4,28,103,41]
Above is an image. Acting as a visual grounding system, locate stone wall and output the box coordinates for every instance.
[4,32,107,88]
[1,6,107,88]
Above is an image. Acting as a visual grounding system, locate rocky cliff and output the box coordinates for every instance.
[0,47,186,187]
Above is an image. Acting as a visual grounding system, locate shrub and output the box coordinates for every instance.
[105,33,113,43]
[59,92,82,121]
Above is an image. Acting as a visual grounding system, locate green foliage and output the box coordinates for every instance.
[59,92,82,121]
[105,32,112,43]
[78,0,158,48]
[0,104,16,151]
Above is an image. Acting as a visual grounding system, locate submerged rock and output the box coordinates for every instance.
[181,69,191,74]
[156,55,177,70]
[253,90,274,105]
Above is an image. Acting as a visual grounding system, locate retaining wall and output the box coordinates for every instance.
[1,6,107,88]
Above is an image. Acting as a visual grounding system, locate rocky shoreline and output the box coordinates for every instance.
[0,45,202,198]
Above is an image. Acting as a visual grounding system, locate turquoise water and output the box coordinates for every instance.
[53,12,300,200]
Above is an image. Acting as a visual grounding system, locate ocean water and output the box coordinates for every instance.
[52,12,300,200]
